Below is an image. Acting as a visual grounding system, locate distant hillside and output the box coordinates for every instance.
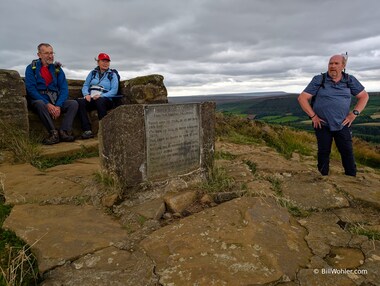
[168,91,289,105]
[217,93,303,116]
[169,91,380,144]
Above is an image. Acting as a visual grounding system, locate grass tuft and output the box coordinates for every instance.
[0,205,40,285]
[244,160,257,175]
[0,120,41,163]
[348,223,380,240]
[214,151,238,160]
[200,166,236,193]
[266,175,282,196]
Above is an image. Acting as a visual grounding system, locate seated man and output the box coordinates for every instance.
[25,43,78,145]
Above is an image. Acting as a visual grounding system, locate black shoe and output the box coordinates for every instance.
[59,130,75,142]
[42,130,60,145]
[81,130,94,139]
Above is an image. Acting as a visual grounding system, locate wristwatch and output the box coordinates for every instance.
[353,110,360,116]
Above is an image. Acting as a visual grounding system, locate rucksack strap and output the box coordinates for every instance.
[310,73,325,107]
[90,67,116,82]
[31,59,60,78]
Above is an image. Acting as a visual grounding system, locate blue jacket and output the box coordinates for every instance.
[24,59,69,107]
[82,67,118,99]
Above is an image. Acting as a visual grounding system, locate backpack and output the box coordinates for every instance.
[90,68,121,95]
[31,59,61,78]
[310,72,350,107]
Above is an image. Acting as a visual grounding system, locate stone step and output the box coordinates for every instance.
[39,138,99,159]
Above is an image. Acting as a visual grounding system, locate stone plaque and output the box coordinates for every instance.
[145,104,200,180]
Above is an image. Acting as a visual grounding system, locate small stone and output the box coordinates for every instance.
[162,212,172,220]
[102,194,119,208]
[200,194,214,205]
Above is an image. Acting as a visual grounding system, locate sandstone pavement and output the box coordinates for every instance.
[0,140,379,285]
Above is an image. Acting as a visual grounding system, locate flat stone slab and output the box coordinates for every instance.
[282,172,350,210]
[141,197,311,285]
[0,158,99,204]
[3,204,128,273]
[41,247,155,286]
[331,173,380,209]
[217,142,311,174]
[298,212,352,258]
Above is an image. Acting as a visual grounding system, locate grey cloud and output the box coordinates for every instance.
[1,0,380,95]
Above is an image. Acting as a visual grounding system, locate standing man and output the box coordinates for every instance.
[298,54,369,176]
[25,43,78,145]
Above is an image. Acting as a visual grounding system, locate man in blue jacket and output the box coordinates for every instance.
[25,43,78,145]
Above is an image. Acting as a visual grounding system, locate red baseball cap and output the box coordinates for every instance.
[97,53,111,61]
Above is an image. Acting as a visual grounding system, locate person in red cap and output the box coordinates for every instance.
[77,53,120,139]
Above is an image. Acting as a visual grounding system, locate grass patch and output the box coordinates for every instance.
[137,215,147,226]
[94,171,118,188]
[0,205,12,226]
[244,160,257,175]
[216,113,314,159]
[262,127,314,159]
[348,223,380,240]
[0,120,42,164]
[31,147,98,170]
[0,232,40,286]
[261,115,300,123]
[214,151,238,160]
[277,199,311,218]
[267,176,282,196]
[0,203,39,285]
[219,131,260,145]
[200,166,235,193]
[353,138,380,169]
[216,113,264,145]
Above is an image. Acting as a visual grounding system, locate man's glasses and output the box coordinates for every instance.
[41,52,55,56]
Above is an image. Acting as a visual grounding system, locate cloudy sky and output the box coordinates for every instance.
[1,0,379,96]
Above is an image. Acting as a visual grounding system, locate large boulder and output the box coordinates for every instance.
[0,69,28,140]
[67,79,85,99]
[119,74,168,104]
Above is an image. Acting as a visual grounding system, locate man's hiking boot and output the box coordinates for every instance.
[59,130,75,142]
[42,130,60,145]
[81,130,94,139]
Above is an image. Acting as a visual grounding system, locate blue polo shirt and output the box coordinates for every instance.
[304,73,364,131]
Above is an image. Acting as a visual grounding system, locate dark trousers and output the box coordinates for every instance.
[76,97,114,131]
[29,99,78,132]
[314,125,356,176]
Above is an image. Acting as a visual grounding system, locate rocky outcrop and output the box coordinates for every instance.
[120,74,168,104]
[0,69,28,139]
